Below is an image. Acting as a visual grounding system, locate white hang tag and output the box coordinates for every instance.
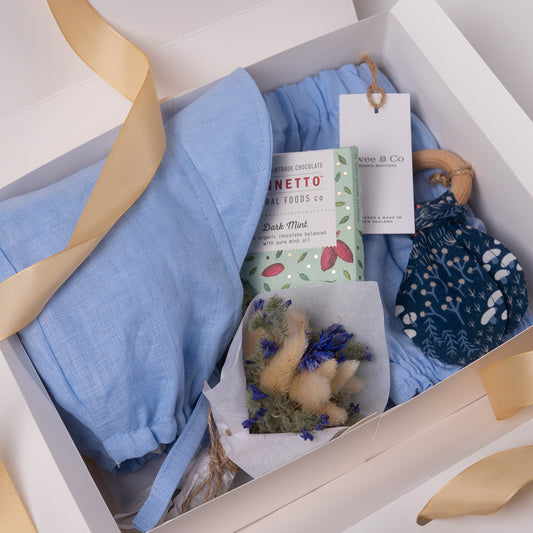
[339,93,414,234]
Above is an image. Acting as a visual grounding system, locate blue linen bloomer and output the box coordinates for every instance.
[262,63,533,404]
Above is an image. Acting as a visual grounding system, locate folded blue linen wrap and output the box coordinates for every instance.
[0,64,530,530]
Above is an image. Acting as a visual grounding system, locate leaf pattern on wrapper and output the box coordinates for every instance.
[343,270,351,280]
[344,186,352,195]
[297,252,307,263]
[276,250,282,259]
[337,154,347,165]
[249,267,257,276]
[339,215,349,225]
[336,202,345,207]
[264,283,271,292]
[299,273,310,281]
[335,172,341,182]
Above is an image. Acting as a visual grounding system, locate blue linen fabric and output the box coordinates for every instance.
[263,63,533,405]
[0,69,272,529]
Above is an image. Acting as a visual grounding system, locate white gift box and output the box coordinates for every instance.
[1,0,533,531]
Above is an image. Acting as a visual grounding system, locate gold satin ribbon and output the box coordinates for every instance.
[481,351,533,420]
[0,0,166,339]
[0,459,37,533]
[0,4,165,528]
[417,350,533,525]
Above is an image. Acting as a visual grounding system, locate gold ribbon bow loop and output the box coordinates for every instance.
[0,0,166,340]
[416,445,533,525]
[417,350,533,525]
[481,351,533,420]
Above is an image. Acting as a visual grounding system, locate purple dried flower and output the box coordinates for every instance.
[260,338,279,359]
[254,299,264,312]
[300,429,314,441]
[298,350,331,372]
[323,324,353,351]
[242,406,267,429]
[242,418,256,429]
[248,384,269,401]
[350,402,360,414]
[315,413,330,431]
[298,324,353,372]
[363,347,373,361]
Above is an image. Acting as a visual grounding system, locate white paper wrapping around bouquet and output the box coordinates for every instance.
[204,281,389,478]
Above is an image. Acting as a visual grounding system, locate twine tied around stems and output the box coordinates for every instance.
[180,409,239,513]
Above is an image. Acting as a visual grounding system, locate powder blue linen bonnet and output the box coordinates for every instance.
[0,69,271,529]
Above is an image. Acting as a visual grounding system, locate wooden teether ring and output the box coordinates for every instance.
[413,149,473,205]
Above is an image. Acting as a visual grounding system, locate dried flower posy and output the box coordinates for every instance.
[242,296,371,440]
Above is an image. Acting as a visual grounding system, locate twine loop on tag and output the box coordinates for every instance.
[358,54,386,111]
[180,409,239,513]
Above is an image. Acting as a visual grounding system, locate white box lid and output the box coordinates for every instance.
[0,0,357,184]
[354,0,533,120]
